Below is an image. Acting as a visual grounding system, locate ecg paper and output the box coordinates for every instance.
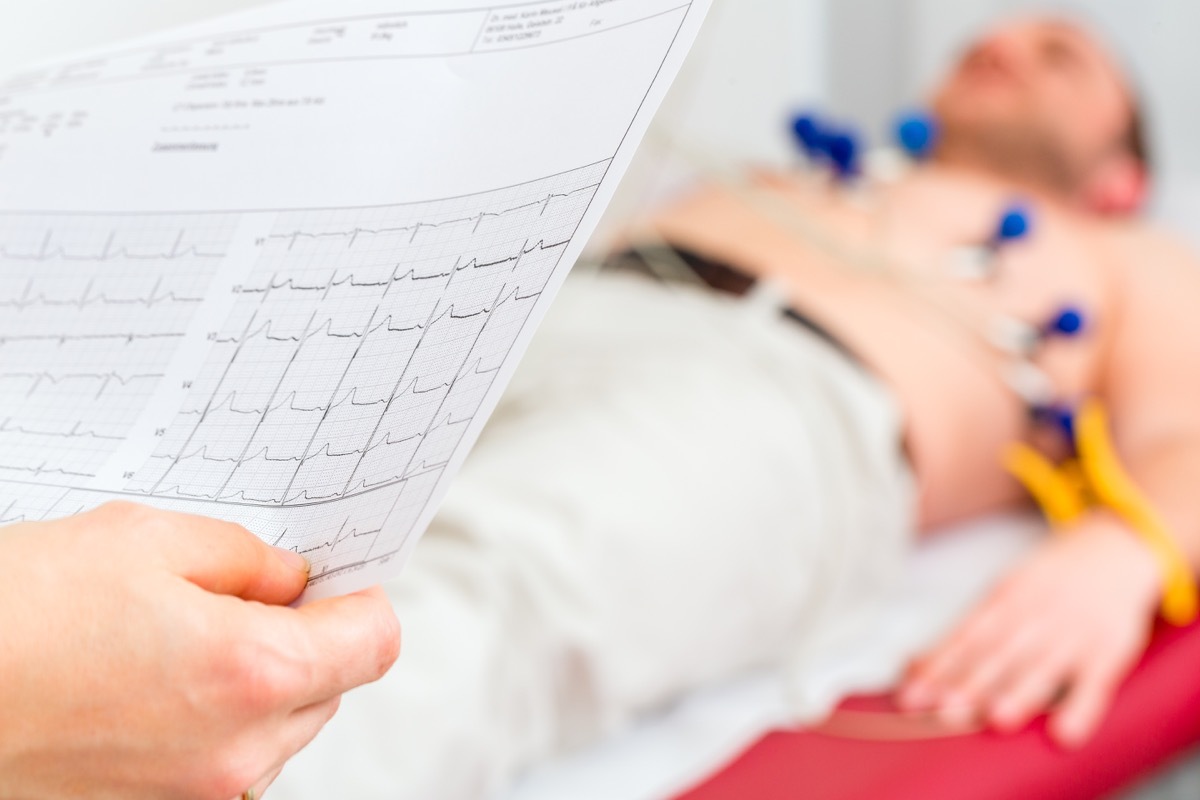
[0,0,710,600]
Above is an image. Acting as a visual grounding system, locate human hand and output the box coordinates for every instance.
[897,515,1161,747]
[0,502,401,800]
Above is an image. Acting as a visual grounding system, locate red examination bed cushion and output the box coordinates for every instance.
[676,621,1200,800]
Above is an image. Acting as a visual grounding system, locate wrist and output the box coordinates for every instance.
[1076,510,1164,615]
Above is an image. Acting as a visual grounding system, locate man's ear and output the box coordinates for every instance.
[1080,152,1147,216]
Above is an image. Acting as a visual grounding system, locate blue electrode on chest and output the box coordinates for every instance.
[895,111,939,162]
[947,203,1033,281]
[788,111,862,181]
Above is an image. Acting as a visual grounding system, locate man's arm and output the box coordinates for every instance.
[1102,227,1200,570]
[897,225,1200,747]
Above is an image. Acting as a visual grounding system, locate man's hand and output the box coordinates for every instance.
[897,515,1160,747]
[0,502,401,800]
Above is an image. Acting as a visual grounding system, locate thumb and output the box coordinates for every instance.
[111,504,311,604]
[288,587,402,701]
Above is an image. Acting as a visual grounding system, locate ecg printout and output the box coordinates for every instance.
[0,0,711,600]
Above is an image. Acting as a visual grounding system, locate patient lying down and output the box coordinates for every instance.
[274,17,1200,799]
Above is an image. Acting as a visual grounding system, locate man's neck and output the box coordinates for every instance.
[928,144,1074,211]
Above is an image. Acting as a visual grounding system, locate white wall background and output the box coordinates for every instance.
[587,0,828,248]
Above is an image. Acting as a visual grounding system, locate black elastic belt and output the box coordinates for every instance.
[604,245,862,365]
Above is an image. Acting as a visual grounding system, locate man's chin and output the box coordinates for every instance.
[934,81,1023,121]
[935,100,1028,140]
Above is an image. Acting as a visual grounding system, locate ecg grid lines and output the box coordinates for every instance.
[126,161,606,578]
[0,161,609,580]
[0,214,237,485]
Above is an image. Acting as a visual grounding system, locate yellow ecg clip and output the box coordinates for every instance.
[1004,399,1199,626]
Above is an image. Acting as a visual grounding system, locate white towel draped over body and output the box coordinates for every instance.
[272,269,918,800]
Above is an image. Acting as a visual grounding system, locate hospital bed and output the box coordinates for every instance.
[506,513,1200,800]
[679,620,1200,799]
[499,2,1200,790]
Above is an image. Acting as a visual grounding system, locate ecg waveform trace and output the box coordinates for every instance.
[111,161,609,579]
[0,214,238,481]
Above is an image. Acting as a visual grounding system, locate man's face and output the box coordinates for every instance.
[931,19,1134,192]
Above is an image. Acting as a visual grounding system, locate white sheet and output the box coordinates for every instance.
[504,513,1046,800]
[0,0,712,601]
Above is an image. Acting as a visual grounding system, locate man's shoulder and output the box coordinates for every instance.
[1085,216,1200,282]
[1096,217,1194,259]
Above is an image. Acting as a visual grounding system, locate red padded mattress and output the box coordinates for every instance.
[677,621,1200,800]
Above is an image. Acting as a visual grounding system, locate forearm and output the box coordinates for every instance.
[1124,437,1200,576]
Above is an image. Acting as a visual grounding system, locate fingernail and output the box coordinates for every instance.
[937,694,976,726]
[1054,716,1086,749]
[989,701,1017,728]
[898,683,933,709]
[995,714,1032,735]
[274,546,310,574]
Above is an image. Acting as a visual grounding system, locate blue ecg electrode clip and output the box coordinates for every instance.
[994,205,1032,246]
[1044,306,1087,338]
[948,203,1034,281]
[894,111,939,161]
[789,111,861,181]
